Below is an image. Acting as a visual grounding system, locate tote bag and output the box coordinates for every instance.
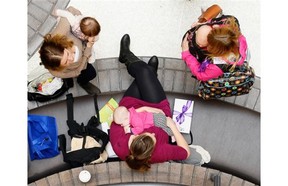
[28,114,60,160]
[197,62,255,100]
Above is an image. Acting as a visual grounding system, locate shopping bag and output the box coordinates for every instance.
[28,114,60,160]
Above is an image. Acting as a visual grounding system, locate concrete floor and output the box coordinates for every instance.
[28,0,261,77]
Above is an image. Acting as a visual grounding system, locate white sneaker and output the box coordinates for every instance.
[189,144,211,164]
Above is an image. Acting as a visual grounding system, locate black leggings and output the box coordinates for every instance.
[123,61,166,103]
[77,63,97,84]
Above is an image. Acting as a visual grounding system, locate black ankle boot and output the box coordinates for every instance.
[148,55,159,74]
[79,82,101,95]
[118,34,141,67]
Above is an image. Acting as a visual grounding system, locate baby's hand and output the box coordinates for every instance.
[122,124,131,133]
[86,36,96,48]
[87,36,96,43]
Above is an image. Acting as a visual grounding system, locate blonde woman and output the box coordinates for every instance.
[39,7,100,94]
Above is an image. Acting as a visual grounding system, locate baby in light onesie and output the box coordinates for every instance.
[113,106,173,136]
[53,6,101,63]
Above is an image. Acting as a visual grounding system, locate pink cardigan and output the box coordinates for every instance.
[182,34,248,82]
[182,50,223,81]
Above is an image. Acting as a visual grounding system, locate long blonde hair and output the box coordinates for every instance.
[207,17,241,61]
[126,134,155,172]
[39,34,73,71]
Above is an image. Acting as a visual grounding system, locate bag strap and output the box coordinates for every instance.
[86,125,109,152]
[58,134,68,157]
[65,93,86,137]
[93,94,100,124]
[66,93,74,123]
[188,131,193,145]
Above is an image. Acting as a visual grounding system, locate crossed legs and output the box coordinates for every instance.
[119,34,166,103]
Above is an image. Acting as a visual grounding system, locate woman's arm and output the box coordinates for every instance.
[181,33,223,81]
[135,106,165,114]
[166,117,190,158]
[110,123,131,160]
[51,17,70,36]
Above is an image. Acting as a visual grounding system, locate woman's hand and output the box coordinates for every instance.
[191,21,202,28]
[181,33,189,52]
[86,36,96,48]
[135,106,165,114]
[166,117,174,128]
[166,117,190,158]
[166,117,180,130]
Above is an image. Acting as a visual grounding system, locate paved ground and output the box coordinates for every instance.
[28,0,261,77]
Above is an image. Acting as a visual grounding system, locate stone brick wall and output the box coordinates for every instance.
[28,162,259,186]
[28,57,261,113]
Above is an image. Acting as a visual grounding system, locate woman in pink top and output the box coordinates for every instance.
[181,15,248,82]
[110,34,190,172]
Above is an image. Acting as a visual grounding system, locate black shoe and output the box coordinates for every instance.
[119,34,130,63]
[118,34,141,67]
[148,55,159,73]
[79,82,101,95]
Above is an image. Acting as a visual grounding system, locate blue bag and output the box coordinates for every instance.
[28,114,59,160]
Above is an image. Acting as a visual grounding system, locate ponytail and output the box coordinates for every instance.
[125,134,155,172]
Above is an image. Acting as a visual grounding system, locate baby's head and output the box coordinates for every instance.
[80,17,101,37]
[113,106,130,125]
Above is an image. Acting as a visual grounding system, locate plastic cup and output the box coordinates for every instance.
[79,170,91,183]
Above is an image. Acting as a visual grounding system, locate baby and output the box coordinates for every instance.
[53,6,101,63]
[113,106,173,136]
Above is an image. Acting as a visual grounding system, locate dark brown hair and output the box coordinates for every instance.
[39,34,73,71]
[126,134,155,172]
[80,17,101,37]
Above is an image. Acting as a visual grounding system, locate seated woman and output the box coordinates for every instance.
[39,6,100,95]
[110,34,210,172]
[181,14,248,82]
